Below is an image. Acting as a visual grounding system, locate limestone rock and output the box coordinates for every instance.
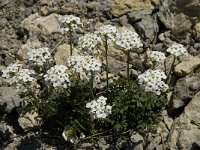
[134,15,159,46]
[158,13,192,33]
[127,9,153,23]
[17,38,42,60]
[194,22,200,41]
[111,0,154,17]
[0,87,22,113]
[54,44,78,65]
[18,110,42,131]
[168,91,200,150]
[174,56,200,77]
[20,13,62,36]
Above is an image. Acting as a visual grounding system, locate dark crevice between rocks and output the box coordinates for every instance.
[168,96,193,119]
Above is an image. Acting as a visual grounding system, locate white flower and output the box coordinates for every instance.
[61,15,82,32]
[95,25,117,44]
[166,43,188,57]
[12,69,37,89]
[138,69,169,95]
[148,51,166,63]
[78,33,101,55]
[115,31,143,50]
[44,65,70,89]
[86,96,112,119]
[27,47,52,66]
[2,63,22,79]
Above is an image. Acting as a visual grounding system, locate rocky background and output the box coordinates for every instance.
[1,0,200,149]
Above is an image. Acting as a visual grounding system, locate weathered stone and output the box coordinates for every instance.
[20,13,62,36]
[0,18,7,28]
[131,132,144,150]
[17,38,42,60]
[18,110,42,131]
[174,56,200,77]
[127,9,153,23]
[134,15,159,46]
[158,12,192,33]
[0,87,22,113]
[168,91,200,150]
[111,0,154,17]
[194,22,200,41]
[146,136,161,150]
[54,44,78,65]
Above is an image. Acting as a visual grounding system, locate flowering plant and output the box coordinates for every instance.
[1,14,188,147]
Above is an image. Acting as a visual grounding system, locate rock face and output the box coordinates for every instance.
[0,87,22,113]
[167,91,200,149]
[111,0,155,17]
[174,56,200,77]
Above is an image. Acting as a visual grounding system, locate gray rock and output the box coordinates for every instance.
[146,136,161,150]
[0,87,22,113]
[127,9,153,23]
[168,91,200,150]
[4,56,15,66]
[194,43,200,49]
[153,43,164,51]
[134,15,159,46]
[158,12,192,33]
[131,132,144,150]
[0,18,7,28]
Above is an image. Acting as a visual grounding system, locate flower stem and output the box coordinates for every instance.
[69,25,73,56]
[166,55,176,83]
[105,36,109,92]
[90,71,94,98]
[127,50,130,89]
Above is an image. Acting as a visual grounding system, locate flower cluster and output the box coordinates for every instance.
[61,15,82,32]
[148,51,166,63]
[95,25,117,44]
[115,31,143,50]
[86,96,112,119]
[44,65,70,88]
[78,33,101,55]
[27,47,52,66]
[67,55,102,73]
[138,69,169,95]
[166,43,188,57]
[12,69,36,89]
[2,63,22,79]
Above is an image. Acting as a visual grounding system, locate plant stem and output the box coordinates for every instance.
[90,71,94,98]
[166,55,176,83]
[105,36,109,92]
[127,51,130,89]
[69,24,73,56]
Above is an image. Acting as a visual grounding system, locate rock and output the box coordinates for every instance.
[20,13,62,36]
[0,18,7,28]
[0,87,22,113]
[17,38,42,60]
[98,138,110,150]
[54,44,78,65]
[194,22,200,41]
[168,91,200,150]
[110,0,155,17]
[171,76,200,110]
[0,121,15,144]
[175,0,200,17]
[174,56,200,77]
[107,56,126,75]
[108,46,126,62]
[18,110,42,131]
[146,136,161,150]
[127,9,153,23]
[134,15,159,46]
[37,13,62,35]
[4,56,15,66]
[158,12,192,33]
[131,132,144,150]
